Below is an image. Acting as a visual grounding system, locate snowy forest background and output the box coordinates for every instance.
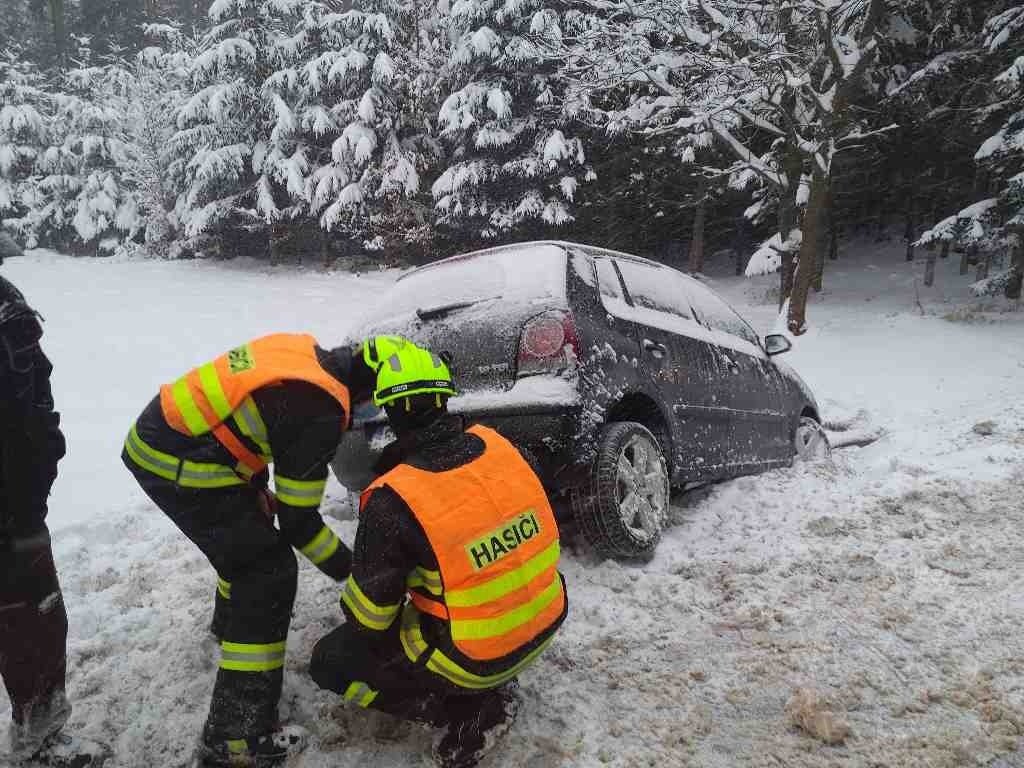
[1,0,1022,333]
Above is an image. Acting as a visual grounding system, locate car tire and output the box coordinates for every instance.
[571,422,670,560]
[794,415,831,461]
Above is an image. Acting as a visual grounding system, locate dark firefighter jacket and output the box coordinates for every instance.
[123,349,353,581]
[1,273,66,541]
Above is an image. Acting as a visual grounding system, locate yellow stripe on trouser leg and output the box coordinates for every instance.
[226,739,248,754]
[343,681,379,708]
[275,475,327,508]
[219,640,287,672]
[217,577,231,600]
[340,577,400,631]
[300,525,340,565]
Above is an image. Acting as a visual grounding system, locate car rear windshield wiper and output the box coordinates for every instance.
[415,296,502,321]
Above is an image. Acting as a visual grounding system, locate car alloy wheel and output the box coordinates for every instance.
[615,433,669,543]
[794,416,831,461]
[571,421,670,559]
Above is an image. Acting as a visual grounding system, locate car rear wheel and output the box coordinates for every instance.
[794,415,831,461]
[571,422,670,559]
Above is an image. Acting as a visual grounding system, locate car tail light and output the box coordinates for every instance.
[517,310,580,377]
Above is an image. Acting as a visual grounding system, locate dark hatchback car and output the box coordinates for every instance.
[334,241,827,559]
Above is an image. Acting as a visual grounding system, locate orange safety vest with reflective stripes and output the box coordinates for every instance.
[159,333,351,478]
[361,425,565,661]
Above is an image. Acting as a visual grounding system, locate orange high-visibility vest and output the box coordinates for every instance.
[159,333,351,478]
[362,425,565,661]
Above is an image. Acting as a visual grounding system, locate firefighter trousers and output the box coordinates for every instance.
[0,526,69,729]
[126,466,298,741]
[309,620,498,728]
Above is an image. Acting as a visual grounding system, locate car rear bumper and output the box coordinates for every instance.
[333,376,584,493]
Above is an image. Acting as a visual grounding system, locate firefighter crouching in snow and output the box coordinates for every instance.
[309,336,568,768]
[1,232,111,767]
[121,333,375,767]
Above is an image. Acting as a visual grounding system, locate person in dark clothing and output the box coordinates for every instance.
[1,232,110,767]
[121,333,376,768]
[309,336,568,768]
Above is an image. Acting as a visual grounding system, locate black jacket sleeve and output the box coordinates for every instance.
[253,383,351,580]
[0,284,65,538]
[339,485,428,634]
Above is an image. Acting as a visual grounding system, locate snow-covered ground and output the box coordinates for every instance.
[2,240,1022,768]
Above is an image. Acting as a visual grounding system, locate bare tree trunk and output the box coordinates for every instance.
[905,198,917,261]
[1006,239,1023,300]
[48,0,65,63]
[688,199,706,274]
[813,184,831,291]
[777,152,802,311]
[960,245,972,276]
[925,241,946,287]
[976,250,991,281]
[788,170,828,335]
[940,240,949,258]
[828,190,839,261]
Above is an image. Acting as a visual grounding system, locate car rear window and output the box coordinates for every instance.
[358,244,568,327]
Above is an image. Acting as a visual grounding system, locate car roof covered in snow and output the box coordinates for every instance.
[399,239,665,281]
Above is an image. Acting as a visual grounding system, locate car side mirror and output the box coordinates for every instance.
[764,334,792,356]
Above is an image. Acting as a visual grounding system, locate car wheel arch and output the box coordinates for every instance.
[605,392,675,478]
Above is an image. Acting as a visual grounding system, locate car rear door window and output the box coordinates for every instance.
[594,258,625,301]
[615,260,695,320]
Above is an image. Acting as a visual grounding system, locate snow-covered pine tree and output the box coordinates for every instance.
[1,47,140,253]
[51,60,142,253]
[125,24,198,255]
[0,54,53,247]
[433,0,589,240]
[294,0,444,256]
[171,0,304,258]
[908,2,1024,299]
[973,5,1024,298]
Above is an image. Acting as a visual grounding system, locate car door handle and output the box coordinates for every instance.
[642,339,668,357]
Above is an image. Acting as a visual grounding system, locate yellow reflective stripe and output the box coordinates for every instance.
[125,426,245,488]
[198,362,232,421]
[343,681,379,708]
[399,604,429,661]
[217,577,231,600]
[233,396,271,457]
[172,377,209,435]
[124,426,179,481]
[341,577,400,631]
[219,640,286,672]
[426,635,555,690]
[300,525,340,565]
[178,460,245,488]
[275,475,327,508]
[227,739,247,754]
[406,566,443,596]
[449,573,562,642]
[447,541,560,608]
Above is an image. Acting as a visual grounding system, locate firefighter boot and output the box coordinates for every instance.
[432,682,522,768]
[19,732,112,767]
[8,690,72,763]
[194,725,309,767]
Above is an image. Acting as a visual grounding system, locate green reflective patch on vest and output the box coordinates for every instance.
[465,509,541,572]
[227,344,255,373]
